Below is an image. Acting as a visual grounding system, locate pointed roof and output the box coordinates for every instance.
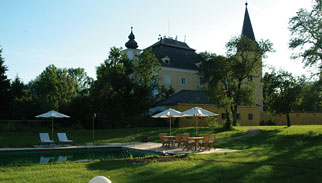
[241,2,255,41]
[125,27,138,49]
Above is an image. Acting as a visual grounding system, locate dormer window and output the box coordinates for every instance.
[161,56,170,65]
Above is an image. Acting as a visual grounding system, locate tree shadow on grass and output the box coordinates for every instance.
[85,159,132,171]
[87,158,321,183]
[214,128,322,170]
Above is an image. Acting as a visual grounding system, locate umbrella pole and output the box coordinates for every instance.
[52,117,54,140]
[93,115,95,143]
[195,116,198,137]
[170,118,172,136]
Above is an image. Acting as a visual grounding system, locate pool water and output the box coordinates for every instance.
[0,147,159,165]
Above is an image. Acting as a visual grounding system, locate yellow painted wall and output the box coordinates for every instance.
[158,68,204,93]
[263,112,322,125]
[253,69,263,107]
[172,103,261,127]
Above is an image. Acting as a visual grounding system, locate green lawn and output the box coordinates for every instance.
[0,126,322,183]
[0,126,249,148]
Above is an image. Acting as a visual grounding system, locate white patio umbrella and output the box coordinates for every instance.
[181,107,218,137]
[36,110,70,139]
[152,108,182,136]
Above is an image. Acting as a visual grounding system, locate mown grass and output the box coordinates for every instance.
[0,126,322,183]
[0,126,249,148]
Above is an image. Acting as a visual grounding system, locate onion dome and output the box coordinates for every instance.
[125,27,138,49]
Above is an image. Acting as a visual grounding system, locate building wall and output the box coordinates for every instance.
[172,103,261,127]
[263,112,322,125]
[253,67,263,108]
[158,67,204,93]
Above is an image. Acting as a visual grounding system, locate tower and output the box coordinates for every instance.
[241,2,263,112]
[124,27,140,61]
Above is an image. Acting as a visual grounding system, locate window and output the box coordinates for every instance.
[199,77,204,85]
[181,77,186,85]
[248,113,253,120]
[127,51,134,60]
[161,56,170,64]
[164,75,171,84]
[152,89,158,97]
[222,113,228,119]
[248,75,253,81]
[236,113,240,119]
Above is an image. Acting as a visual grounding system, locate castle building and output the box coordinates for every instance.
[148,37,202,93]
[124,3,263,126]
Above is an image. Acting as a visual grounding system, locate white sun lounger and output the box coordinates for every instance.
[39,133,54,144]
[57,133,73,144]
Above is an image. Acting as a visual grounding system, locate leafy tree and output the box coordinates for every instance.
[135,48,160,88]
[91,47,161,128]
[199,36,273,128]
[157,85,175,101]
[0,48,11,119]
[263,70,303,127]
[198,53,234,128]
[30,65,91,113]
[91,47,135,127]
[9,76,34,119]
[289,0,322,74]
[295,79,322,112]
[67,68,93,94]
[134,48,160,115]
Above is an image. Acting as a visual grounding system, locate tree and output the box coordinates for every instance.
[198,53,234,128]
[199,36,273,128]
[263,70,303,127]
[91,47,161,128]
[157,85,175,101]
[0,48,11,119]
[289,0,322,74]
[134,48,160,115]
[67,68,93,94]
[30,65,89,113]
[295,79,322,112]
[91,47,135,127]
[135,48,160,88]
[9,76,34,119]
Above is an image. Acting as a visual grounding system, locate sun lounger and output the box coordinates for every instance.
[57,133,73,144]
[39,133,54,144]
[39,156,54,164]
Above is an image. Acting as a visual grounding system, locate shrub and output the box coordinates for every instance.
[0,122,16,132]
[260,120,276,126]
[206,116,223,129]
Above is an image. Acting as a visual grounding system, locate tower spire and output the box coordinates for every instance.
[241,2,255,41]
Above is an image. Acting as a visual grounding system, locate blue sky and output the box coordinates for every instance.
[1,0,313,83]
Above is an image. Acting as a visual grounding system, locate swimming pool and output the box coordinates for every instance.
[0,147,160,165]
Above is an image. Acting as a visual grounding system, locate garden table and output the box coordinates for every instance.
[188,137,204,151]
[162,136,176,148]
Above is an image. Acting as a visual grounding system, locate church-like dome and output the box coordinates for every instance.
[125,27,138,49]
